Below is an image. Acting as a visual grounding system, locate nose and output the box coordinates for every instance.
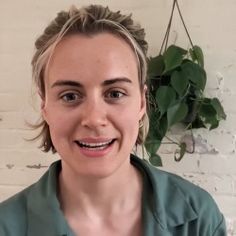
[80,98,108,129]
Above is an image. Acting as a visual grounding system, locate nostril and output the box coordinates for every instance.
[81,115,108,128]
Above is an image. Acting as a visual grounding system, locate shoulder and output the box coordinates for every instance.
[154,167,226,235]
[0,165,53,223]
[152,164,219,213]
[0,161,61,236]
[0,185,32,235]
[155,166,211,201]
[132,155,215,206]
[131,155,227,235]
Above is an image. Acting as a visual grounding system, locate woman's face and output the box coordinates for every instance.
[42,33,146,178]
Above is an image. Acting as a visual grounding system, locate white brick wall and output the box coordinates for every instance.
[0,0,235,234]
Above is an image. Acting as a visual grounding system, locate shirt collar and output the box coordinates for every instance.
[26,156,198,235]
[27,160,74,236]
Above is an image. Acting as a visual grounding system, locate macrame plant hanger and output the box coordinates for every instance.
[159,0,197,161]
[159,0,195,55]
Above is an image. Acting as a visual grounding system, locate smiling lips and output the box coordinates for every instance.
[76,139,115,149]
[75,139,116,157]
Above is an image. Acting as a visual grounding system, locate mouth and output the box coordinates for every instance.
[75,139,116,150]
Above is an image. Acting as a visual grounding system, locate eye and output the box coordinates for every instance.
[60,92,82,103]
[105,90,126,99]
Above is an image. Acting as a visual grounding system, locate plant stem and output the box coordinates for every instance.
[188,127,195,153]
[164,135,179,146]
[162,142,178,145]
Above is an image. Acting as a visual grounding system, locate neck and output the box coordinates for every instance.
[58,158,143,219]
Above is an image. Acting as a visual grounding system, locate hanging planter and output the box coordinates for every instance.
[145,0,226,166]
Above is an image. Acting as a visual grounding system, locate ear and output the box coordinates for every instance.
[39,92,48,123]
[139,85,147,120]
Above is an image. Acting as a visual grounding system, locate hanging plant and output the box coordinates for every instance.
[145,0,226,166]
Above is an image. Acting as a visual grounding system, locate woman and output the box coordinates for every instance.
[0,5,226,236]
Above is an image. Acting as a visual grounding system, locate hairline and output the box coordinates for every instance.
[37,25,145,99]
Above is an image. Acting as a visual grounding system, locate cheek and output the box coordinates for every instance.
[117,114,139,151]
[120,97,143,123]
[48,117,71,142]
[116,105,140,137]
[43,107,76,140]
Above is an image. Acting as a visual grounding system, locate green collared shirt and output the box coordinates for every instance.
[0,155,226,236]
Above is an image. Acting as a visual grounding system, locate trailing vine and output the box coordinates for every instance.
[145,0,226,166]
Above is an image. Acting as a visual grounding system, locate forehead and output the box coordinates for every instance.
[46,33,139,84]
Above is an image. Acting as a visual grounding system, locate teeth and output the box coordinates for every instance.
[77,140,113,148]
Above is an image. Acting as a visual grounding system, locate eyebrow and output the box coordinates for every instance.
[51,77,132,88]
[51,80,82,88]
[102,77,132,86]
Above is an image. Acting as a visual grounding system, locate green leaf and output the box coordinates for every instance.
[157,115,168,138]
[147,112,168,143]
[149,153,162,166]
[184,100,199,123]
[199,102,219,129]
[211,98,227,120]
[199,98,224,130]
[145,140,161,155]
[156,86,177,115]
[163,45,187,73]
[203,97,211,104]
[191,116,207,129]
[199,103,217,122]
[171,70,189,96]
[190,45,204,68]
[167,103,188,127]
[181,61,206,90]
[209,119,219,130]
[148,55,165,77]
[147,112,160,138]
[174,142,187,162]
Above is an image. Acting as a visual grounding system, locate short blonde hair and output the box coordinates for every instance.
[31,5,149,152]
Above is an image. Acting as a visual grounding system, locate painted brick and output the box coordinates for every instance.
[213,196,236,219]
[0,129,35,148]
[198,154,236,175]
[0,149,59,168]
[0,111,40,130]
[159,153,201,173]
[226,218,236,236]
[180,173,235,196]
[0,93,29,112]
[0,167,46,186]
